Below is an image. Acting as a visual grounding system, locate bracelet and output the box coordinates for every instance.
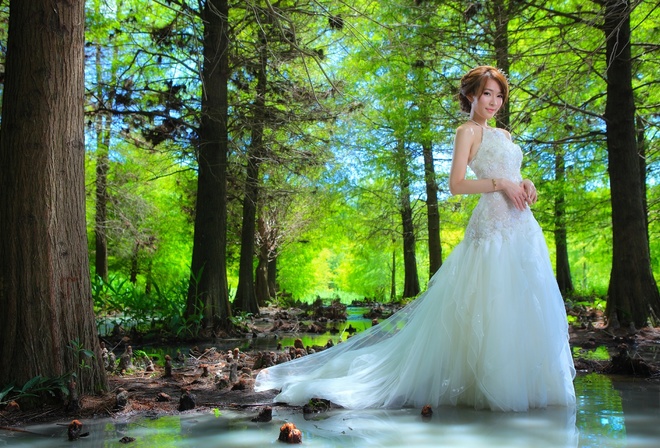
[491,178,497,190]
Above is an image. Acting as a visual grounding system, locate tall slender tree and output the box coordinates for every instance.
[234,28,267,315]
[554,147,574,294]
[396,139,421,298]
[598,0,660,328]
[406,2,444,278]
[186,0,232,332]
[0,0,107,399]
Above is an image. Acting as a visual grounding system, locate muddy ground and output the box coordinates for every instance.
[1,304,659,434]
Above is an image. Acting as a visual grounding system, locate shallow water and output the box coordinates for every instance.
[2,374,658,447]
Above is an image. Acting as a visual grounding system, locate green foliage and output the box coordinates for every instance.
[0,337,102,406]
[574,374,626,443]
[0,375,70,407]
[229,311,253,332]
[78,0,659,319]
[573,345,610,362]
[92,274,201,338]
[68,339,96,371]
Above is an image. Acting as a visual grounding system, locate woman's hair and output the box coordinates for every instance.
[458,66,509,113]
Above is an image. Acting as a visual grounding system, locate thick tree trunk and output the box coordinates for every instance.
[0,0,107,399]
[601,0,660,328]
[397,141,420,299]
[422,141,442,277]
[234,33,267,316]
[554,150,574,295]
[186,0,232,332]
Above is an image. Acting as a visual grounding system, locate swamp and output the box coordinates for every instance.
[2,301,660,447]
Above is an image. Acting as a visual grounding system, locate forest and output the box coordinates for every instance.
[0,0,659,405]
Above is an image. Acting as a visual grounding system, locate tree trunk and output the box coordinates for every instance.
[234,31,268,316]
[396,141,420,299]
[636,114,648,248]
[268,255,278,299]
[186,0,232,332]
[129,241,139,284]
[92,8,121,283]
[0,0,107,399]
[255,217,272,307]
[93,32,111,282]
[422,141,442,277]
[491,0,510,130]
[390,244,397,302]
[233,154,261,314]
[94,114,110,282]
[601,0,660,328]
[255,257,270,307]
[554,149,574,295]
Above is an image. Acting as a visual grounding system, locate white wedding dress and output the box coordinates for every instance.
[255,128,576,412]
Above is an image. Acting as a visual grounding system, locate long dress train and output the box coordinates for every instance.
[254,128,576,412]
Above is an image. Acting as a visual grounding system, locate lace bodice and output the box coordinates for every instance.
[465,128,535,244]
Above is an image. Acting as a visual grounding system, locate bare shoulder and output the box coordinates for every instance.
[455,122,479,144]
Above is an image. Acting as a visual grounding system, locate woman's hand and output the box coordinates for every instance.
[500,179,528,211]
[521,179,537,205]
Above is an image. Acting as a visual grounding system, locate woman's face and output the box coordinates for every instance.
[470,78,504,120]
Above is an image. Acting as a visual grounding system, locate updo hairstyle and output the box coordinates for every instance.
[458,66,509,113]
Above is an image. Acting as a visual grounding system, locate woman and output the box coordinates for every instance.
[255,66,576,412]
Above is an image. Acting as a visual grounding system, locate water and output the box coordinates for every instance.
[251,305,376,350]
[2,374,658,447]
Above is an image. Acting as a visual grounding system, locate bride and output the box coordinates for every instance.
[254,66,576,412]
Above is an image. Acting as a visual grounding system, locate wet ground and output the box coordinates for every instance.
[1,374,659,447]
[1,304,659,446]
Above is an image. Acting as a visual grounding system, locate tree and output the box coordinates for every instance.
[396,139,421,298]
[405,2,445,278]
[0,0,107,399]
[186,0,232,332]
[234,27,267,316]
[89,0,119,282]
[599,0,660,328]
[554,146,574,294]
[232,1,343,311]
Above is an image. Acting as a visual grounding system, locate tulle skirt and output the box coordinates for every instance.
[255,217,576,412]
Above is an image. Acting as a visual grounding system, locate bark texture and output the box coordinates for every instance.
[234,31,268,316]
[397,141,420,299]
[186,0,232,331]
[601,0,660,327]
[422,141,442,278]
[0,0,107,397]
[554,150,574,295]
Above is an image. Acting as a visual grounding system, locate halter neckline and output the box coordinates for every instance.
[469,119,491,129]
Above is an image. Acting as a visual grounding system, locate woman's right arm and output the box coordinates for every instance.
[448,126,528,210]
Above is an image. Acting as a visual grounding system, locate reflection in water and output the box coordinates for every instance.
[286,406,579,447]
[259,306,375,350]
[2,373,659,447]
[610,375,660,448]
[575,373,625,447]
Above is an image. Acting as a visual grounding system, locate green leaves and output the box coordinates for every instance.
[78,0,659,309]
